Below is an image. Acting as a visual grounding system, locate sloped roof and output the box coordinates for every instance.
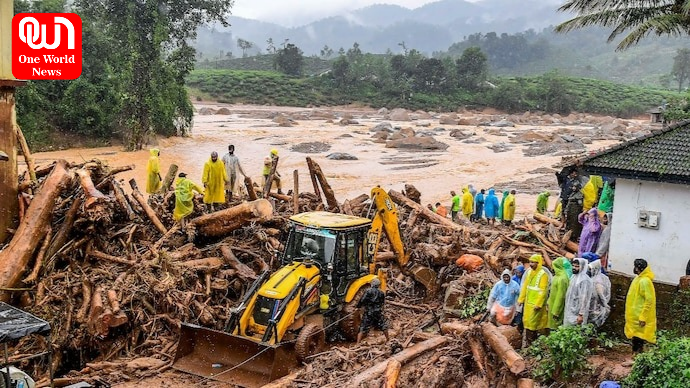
[579,120,690,184]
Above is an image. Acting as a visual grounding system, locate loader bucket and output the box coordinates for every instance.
[409,264,438,296]
[173,323,297,388]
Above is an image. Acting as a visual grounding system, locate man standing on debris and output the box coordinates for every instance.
[450,191,460,222]
[503,190,516,225]
[222,144,247,201]
[484,189,499,226]
[435,202,448,218]
[518,254,549,345]
[563,258,593,326]
[625,259,656,352]
[487,269,521,325]
[263,149,283,195]
[357,277,389,343]
[588,259,611,328]
[536,191,550,215]
[565,177,584,239]
[473,189,485,222]
[173,172,204,227]
[202,151,228,212]
[547,257,570,330]
[461,186,474,220]
[146,148,162,194]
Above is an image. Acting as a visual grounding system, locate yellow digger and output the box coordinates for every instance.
[172,187,436,387]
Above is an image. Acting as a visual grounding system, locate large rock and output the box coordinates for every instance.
[377,107,389,115]
[399,127,416,138]
[439,115,459,125]
[371,122,394,132]
[389,108,411,121]
[198,107,216,115]
[215,107,231,115]
[326,153,358,160]
[412,111,433,120]
[371,131,389,142]
[273,115,293,127]
[457,117,480,125]
[490,119,515,127]
[385,136,449,151]
[600,122,627,133]
[449,129,474,139]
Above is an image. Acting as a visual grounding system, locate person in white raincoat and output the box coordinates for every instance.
[564,257,593,326]
[588,259,611,327]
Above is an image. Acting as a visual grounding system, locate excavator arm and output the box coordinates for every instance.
[367,187,437,294]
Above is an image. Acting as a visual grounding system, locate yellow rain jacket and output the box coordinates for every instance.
[146,148,161,194]
[173,177,203,220]
[518,254,549,331]
[625,266,657,344]
[202,158,228,204]
[503,193,516,221]
[461,187,473,217]
[582,175,603,211]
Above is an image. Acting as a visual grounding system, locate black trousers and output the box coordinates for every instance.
[632,336,645,352]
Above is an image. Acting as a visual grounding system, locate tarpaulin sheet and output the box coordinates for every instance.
[0,302,50,342]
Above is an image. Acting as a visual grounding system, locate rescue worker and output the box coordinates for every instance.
[597,180,615,213]
[536,191,550,215]
[498,190,508,222]
[578,208,602,256]
[547,257,570,330]
[202,151,228,212]
[473,189,485,222]
[582,175,604,211]
[300,237,320,259]
[512,265,525,286]
[173,173,203,227]
[564,258,593,326]
[484,189,500,226]
[487,269,521,325]
[263,149,283,195]
[146,148,162,194]
[435,202,448,218]
[222,144,247,201]
[518,254,549,346]
[450,191,460,222]
[503,190,516,225]
[461,186,473,219]
[588,259,611,328]
[357,277,389,343]
[625,259,656,352]
[595,213,612,270]
[565,178,584,239]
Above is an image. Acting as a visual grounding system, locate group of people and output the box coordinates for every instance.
[486,254,656,352]
[439,186,517,226]
[146,145,282,226]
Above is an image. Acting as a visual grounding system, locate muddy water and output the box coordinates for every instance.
[31,103,634,217]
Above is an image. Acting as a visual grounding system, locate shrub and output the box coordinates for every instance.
[623,334,690,387]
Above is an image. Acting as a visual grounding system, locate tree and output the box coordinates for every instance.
[456,47,488,91]
[331,56,352,88]
[556,0,690,50]
[672,48,690,91]
[237,38,254,57]
[413,58,449,93]
[275,43,304,76]
[266,38,276,54]
[320,45,334,59]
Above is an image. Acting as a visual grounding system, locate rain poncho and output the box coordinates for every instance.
[518,254,549,331]
[597,181,614,213]
[146,148,162,194]
[484,189,500,218]
[547,257,570,329]
[498,191,509,221]
[595,213,612,259]
[474,192,485,220]
[451,193,461,212]
[512,265,525,285]
[563,259,573,279]
[564,258,594,326]
[202,158,228,204]
[554,201,562,218]
[582,175,604,211]
[588,260,611,327]
[487,269,521,325]
[578,208,602,256]
[536,191,550,214]
[222,152,246,191]
[173,177,204,220]
[461,187,474,218]
[625,266,657,343]
[503,192,516,221]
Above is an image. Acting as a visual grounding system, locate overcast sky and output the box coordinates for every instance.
[231,0,482,27]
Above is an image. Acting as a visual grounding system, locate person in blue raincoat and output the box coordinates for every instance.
[487,269,521,325]
[484,189,500,226]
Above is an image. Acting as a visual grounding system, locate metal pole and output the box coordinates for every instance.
[4,343,10,388]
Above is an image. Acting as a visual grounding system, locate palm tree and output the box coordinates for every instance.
[556,0,690,50]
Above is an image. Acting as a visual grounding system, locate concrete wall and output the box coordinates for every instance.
[608,178,690,284]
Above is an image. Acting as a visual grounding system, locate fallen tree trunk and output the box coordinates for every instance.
[22,226,52,284]
[111,179,136,221]
[440,322,471,336]
[306,157,339,212]
[0,160,72,302]
[244,176,258,201]
[292,169,299,215]
[388,190,466,232]
[129,179,167,234]
[158,164,178,194]
[533,212,562,228]
[306,157,322,204]
[15,125,37,184]
[220,245,257,280]
[480,322,526,374]
[175,257,223,272]
[189,199,273,238]
[348,336,448,386]
[384,359,402,388]
[45,196,82,261]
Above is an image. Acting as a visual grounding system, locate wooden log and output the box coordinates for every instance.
[388,190,466,232]
[244,176,258,201]
[530,230,562,254]
[342,200,353,215]
[107,290,121,314]
[175,257,223,272]
[440,322,471,336]
[384,359,402,388]
[468,334,487,375]
[0,160,71,302]
[533,212,562,228]
[348,336,448,386]
[88,286,105,336]
[23,226,52,284]
[480,322,526,374]
[87,248,136,266]
[14,125,37,184]
[76,281,92,323]
[496,325,522,350]
[263,155,279,198]
[107,289,128,328]
[189,199,273,238]
[220,245,257,280]
[292,169,299,215]
[565,240,579,253]
[129,179,167,234]
[306,157,322,203]
[388,300,428,313]
[76,168,108,209]
[517,378,535,388]
[111,179,136,220]
[158,163,178,194]
[306,157,339,212]
[268,192,292,202]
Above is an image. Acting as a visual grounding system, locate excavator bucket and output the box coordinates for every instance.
[173,323,297,388]
[409,264,438,296]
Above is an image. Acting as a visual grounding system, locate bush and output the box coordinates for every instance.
[623,334,690,387]
[455,287,490,319]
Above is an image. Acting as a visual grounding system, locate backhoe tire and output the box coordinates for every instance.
[340,286,369,341]
[295,323,325,364]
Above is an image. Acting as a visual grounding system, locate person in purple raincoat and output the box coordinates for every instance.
[578,208,602,256]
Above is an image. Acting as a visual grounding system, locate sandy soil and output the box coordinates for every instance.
[30,103,640,218]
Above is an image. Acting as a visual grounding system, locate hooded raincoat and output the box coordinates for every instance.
[536,191,550,214]
[564,258,594,326]
[578,208,602,256]
[498,191,508,221]
[146,148,162,194]
[547,257,570,329]
[474,191,485,220]
[588,260,611,327]
[582,175,604,211]
[462,187,474,218]
[518,254,549,331]
[503,192,516,221]
[595,213,612,259]
[597,181,614,213]
[625,266,656,343]
[563,259,573,279]
[487,269,521,325]
[202,157,228,204]
[173,177,204,220]
[512,265,525,285]
[484,189,500,219]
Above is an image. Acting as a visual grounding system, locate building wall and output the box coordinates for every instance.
[609,178,690,284]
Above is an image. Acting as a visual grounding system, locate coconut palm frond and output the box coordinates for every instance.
[615,13,688,49]
[555,9,630,33]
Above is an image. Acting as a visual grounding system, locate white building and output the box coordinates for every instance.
[579,119,690,285]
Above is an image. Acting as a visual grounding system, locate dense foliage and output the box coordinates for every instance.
[623,333,690,387]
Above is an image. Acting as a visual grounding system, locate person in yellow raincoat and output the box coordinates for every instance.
[503,190,516,225]
[202,151,228,212]
[625,259,656,352]
[518,254,549,346]
[146,148,162,194]
[173,173,203,227]
[263,149,283,194]
[461,186,473,219]
[582,175,603,211]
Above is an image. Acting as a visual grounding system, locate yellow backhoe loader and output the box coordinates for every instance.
[172,187,436,387]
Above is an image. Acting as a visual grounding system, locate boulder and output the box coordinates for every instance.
[457,117,480,125]
[371,122,394,132]
[399,127,416,138]
[215,107,231,115]
[413,111,433,120]
[385,136,449,151]
[580,137,593,144]
[487,142,513,153]
[449,129,474,140]
[371,131,389,142]
[273,115,293,127]
[377,107,389,115]
[339,118,359,125]
[326,153,358,160]
[490,119,516,127]
[198,107,216,115]
[439,115,459,125]
[601,122,627,133]
[389,108,411,121]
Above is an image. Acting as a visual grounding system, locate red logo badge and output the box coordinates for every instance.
[12,13,82,80]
